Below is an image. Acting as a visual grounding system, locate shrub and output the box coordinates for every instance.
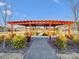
[36,32,39,36]
[66,39,74,49]
[72,35,79,43]
[5,33,12,47]
[65,34,73,39]
[0,34,3,44]
[12,35,26,48]
[53,39,66,49]
[42,33,48,36]
[72,35,79,48]
[0,33,15,47]
[58,35,68,43]
[26,36,31,42]
[53,35,68,49]
[12,33,16,38]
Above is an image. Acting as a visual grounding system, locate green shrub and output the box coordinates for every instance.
[53,39,66,49]
[12,35,26,48]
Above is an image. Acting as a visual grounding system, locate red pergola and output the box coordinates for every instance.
[8,20,74,26]
[7,20,74,36]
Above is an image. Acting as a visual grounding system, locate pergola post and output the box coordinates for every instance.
[53,25,55,35]
[49,23,51,40]
[29,23,31,37]
[68,24,71,36]
[43,26,45,34]
[35,26,37,36]
[25,26,27,35]
[11,24,13,38]
[27,23,31,42]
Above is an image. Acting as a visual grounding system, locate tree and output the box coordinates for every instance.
[69,0,79,31]
[0,1,12,49]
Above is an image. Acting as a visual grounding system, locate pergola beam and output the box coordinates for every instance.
[7,20,74,26]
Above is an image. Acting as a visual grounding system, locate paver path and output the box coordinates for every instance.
[23,37,58,59]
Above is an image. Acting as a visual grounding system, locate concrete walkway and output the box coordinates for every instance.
[23,38,58,59]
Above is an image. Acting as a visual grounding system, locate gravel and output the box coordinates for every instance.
[0,53,23,59]
[57,53,79,59]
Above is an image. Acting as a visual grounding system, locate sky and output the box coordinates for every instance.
[0,0,75,25]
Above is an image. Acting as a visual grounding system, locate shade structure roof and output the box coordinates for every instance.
[7,20,74,26]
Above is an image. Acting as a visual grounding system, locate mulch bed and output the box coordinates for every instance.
[0,40,33,54]
[48,40,79,54]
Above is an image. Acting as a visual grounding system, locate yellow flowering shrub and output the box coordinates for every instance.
[42,33,48,36]
[0,34,3,44]
[72,35,79,43]
[5,33,12,46]
[13,35,26,48]
[72,35,79,48]
[58,35,68,43]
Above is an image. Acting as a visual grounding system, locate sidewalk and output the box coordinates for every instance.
[23,38,58,59]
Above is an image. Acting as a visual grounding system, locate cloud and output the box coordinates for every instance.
[0,2,6,6]
[53,0,60,3]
